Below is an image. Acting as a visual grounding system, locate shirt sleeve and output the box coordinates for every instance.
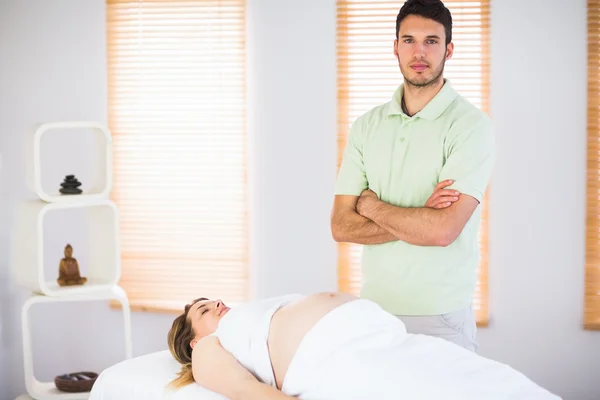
[334,118,369,196]
[438,114,495,203]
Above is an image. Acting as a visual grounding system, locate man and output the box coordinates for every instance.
[330,0,495,352]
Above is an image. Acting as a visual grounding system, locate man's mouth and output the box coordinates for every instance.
[410,64,428,72]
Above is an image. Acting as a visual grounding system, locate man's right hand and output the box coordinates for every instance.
[424,180,461,209]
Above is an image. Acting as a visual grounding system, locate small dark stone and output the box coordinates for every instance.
[61,182,81,188]
[63,183,78,187]
[60,187,83,195]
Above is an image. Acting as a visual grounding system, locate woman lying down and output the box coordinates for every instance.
[168,292,560,400]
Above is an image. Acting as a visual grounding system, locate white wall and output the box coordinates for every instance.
[246,0,338,299]
[0,0,598,399]
[477,1,600,399]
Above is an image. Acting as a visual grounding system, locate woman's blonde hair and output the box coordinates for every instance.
[167,297,208,389]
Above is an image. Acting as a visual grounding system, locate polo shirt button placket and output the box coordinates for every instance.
[399,118,410,143]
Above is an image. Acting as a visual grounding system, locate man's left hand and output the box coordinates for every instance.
[356,189,379,217]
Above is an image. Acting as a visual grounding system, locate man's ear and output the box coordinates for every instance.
[445,42,454,60]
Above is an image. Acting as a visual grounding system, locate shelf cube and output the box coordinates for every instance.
[21,287,132,400]
[26,121,113,203]
[13,199,121,297]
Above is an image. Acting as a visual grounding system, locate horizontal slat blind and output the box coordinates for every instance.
[106,0,248,312]
[336,0,490,325]
[586,0,600,329]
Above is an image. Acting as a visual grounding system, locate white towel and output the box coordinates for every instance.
[214,294,304,386]
[277,299,561,400]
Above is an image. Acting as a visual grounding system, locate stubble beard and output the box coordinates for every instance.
[401,59,446,90]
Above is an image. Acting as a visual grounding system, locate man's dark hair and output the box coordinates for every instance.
[395,0,453,45]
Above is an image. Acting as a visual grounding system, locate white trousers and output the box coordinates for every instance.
[396,305,478,352]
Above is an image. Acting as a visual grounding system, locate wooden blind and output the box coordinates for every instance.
[336,0,490,325]
[586,0,600,329]
[106,0,248,313]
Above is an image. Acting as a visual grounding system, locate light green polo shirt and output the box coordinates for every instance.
[335,80,495,316]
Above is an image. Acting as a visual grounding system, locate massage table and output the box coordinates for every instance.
[90,297,560,400]
[89,350,226,400]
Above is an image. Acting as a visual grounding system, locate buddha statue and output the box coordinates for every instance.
[57,244,87,286]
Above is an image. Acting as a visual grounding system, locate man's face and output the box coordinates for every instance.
[187,299,230,344]
[394,15,453,88]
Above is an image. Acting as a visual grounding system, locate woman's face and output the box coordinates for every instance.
[187,299,230,346]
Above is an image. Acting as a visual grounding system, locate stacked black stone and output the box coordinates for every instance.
[59,175,83,195]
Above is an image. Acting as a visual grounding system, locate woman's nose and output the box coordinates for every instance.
[215,300,222,308]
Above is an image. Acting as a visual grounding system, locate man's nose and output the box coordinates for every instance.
[413,44,426,57]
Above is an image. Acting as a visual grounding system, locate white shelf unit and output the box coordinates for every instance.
[14,121,132,400]
[20,287,133,400]
[13,198,121,297]
[26,121,113,203]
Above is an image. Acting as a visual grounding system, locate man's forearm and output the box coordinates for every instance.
[232,379,296,400]
[362,200,450,247]
[332,210,397,245]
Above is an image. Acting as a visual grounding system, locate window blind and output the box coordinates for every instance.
[336,0,490,325]
[106,0,248,313]
[586,0,600,329]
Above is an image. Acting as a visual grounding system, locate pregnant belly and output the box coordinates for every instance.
[267,292,358,389]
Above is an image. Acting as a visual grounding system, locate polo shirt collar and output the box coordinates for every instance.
[387,79,458,120]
